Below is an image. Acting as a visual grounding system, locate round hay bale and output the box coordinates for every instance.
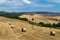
[50,31,56,36]
[11,27,14,28]
[22,27,26,32]
[32,18,34,21]
[11,25,14,28]
[8,22,11,25]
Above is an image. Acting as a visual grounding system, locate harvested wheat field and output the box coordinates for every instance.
[19,14,59,24]
[0,14,60,40]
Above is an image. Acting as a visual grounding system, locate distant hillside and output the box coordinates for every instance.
[0,11,60,15]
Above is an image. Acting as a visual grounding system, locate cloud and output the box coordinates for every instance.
[0,0,24,7]
[0,0,7,4]
[6,1,19,7]
[39,4,54,8]
[4,0,23,8]
[23,0,32,4]
[30,2,54,8]
[46,0,60,3]
[0,0,55,12]
[0,0,54,8]
[0,0,24,11]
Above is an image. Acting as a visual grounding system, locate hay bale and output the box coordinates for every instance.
[11,27,14,28]
[11,25,14,28]
[8,22,11,25]
[50,31,56,36]
[22,27,26,32]
[32,18,34,21]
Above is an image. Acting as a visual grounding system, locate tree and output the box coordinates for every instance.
[20,18,28,21]
[44,23,51,27]
[56,23,60,27]
[39,22,44,26]
[52,23,57,28]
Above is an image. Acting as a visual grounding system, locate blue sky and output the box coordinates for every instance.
[0,0,60,12]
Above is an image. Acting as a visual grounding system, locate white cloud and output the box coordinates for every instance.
[0,0,55,12]
[46,0,60,3]
[31,2,54,8]
[0,0,23,7]
[0,0,7,4]
[23,0,32,4]
[5,0,23,7]
[7,1,19,7]
[39,4,54,8]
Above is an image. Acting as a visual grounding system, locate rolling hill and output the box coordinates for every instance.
[0,13,60,40]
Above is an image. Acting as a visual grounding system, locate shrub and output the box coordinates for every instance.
[44,23,51,27]
[52,23,57,28]
[56,23,60,27]
[39,22,44,26]
[19,18,28,21]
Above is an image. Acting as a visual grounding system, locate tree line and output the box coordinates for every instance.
[18,18,60,29]
[39,22,60,28]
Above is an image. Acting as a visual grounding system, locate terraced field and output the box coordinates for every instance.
[0,14,60,40]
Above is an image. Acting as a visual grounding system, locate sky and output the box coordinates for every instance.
[0,0,60,12]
